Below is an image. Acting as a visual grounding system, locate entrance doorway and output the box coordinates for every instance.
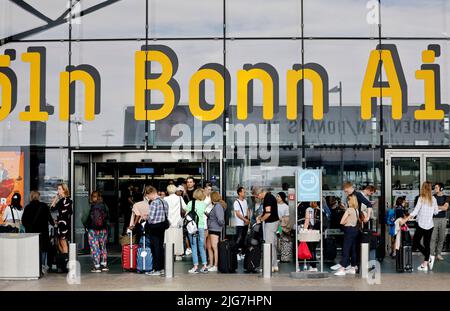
[71,150,222,252]
[385,149,450,254]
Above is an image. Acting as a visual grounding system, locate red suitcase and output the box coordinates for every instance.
[122,232,138,271]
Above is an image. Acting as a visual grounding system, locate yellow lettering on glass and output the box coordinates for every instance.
[59,70,97,121]
[135,50,175,121]
[286,68,325,120]
[189,68,224,121]
[414,49,444,120]
[20,52,48,121]
[361,49,403,120]
[0,55,12,121]
[237,68,274,120]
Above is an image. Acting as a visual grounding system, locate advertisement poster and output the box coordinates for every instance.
[0,151,24,224]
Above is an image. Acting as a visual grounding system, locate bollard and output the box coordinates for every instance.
[262,243,272,279]
[361,242,369,279]
[67,243,80,284]
[165,243,174,278]
[69,243,77,262]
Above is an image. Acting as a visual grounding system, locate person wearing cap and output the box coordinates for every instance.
[164,184,186,260]
[2,192,24,232]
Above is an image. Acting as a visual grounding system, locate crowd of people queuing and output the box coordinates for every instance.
[0,175,448,277]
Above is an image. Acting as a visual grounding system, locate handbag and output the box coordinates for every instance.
[298,241,312,260]
[179,197,186,218]
[355,208,364,232]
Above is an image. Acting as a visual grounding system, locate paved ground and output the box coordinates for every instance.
[1,254,450,291]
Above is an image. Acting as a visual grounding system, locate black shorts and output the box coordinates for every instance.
[208,230,221,237]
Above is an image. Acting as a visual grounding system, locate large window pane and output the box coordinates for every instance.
[382,0,448,38]
[149,0,222,38]
[72,0,145,39]
[71,41,144,147]
[306,147,381,226]
[304,0,379,37]
[226,0,301,37]
[0,1,68,41]
[227,40,302,150]
[0,42,69,147]
[383,40,449,146]
[149,40,223,149]
[29,148,69,205]
[303,40,380,146]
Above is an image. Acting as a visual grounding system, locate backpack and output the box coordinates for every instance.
[310,209,329,231]
[246,223,263,246]
[184,199,199,235]
[90,203,107,230]
[385,208,396,226]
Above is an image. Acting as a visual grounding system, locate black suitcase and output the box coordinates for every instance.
[396,245,413,272]
[244,246,261,272]
[396,230,413,273]
[218,240,238,273]
[323,237,337,261]
[56,253,69,273]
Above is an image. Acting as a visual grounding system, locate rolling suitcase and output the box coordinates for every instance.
[218,240,238,273]
[137,233,153,273]
[244,246,261,272]
[323,237,337,261]
[396,245,413,272]
[122,231,138,271]
[402,245,413,272]
[396,230,413,272]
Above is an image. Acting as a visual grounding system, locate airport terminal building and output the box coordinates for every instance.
[0,0,449,254]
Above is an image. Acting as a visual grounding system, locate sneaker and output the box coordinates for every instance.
[344,265,353,271]
[199,267,208,274]
[346,267,357,275]
[429,256,435,270]
[330,264,342,271]
[308,267,318,272]
[334,268,346,276]
[188,267,199,274]
[101,266,109,272]
[90,267,101,273]
[417,264,428,272]
[209,266,217,272]
[185,248,192,256]
[437,255,444,261]
[175,256,183,261]
[145,270,162,276]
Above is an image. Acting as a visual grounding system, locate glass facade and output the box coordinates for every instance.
[0,1,449,242]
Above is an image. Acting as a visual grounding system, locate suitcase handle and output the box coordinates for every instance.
[128,231,133,267]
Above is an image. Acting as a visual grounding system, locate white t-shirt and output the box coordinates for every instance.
[2,206,23,223]
[278,203,289,219]
[233,199,248,227]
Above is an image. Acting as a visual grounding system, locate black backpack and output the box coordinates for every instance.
[90,203,107,230]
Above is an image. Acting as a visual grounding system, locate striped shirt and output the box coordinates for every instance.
[148,197,169,225]
[410,196,439,230]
